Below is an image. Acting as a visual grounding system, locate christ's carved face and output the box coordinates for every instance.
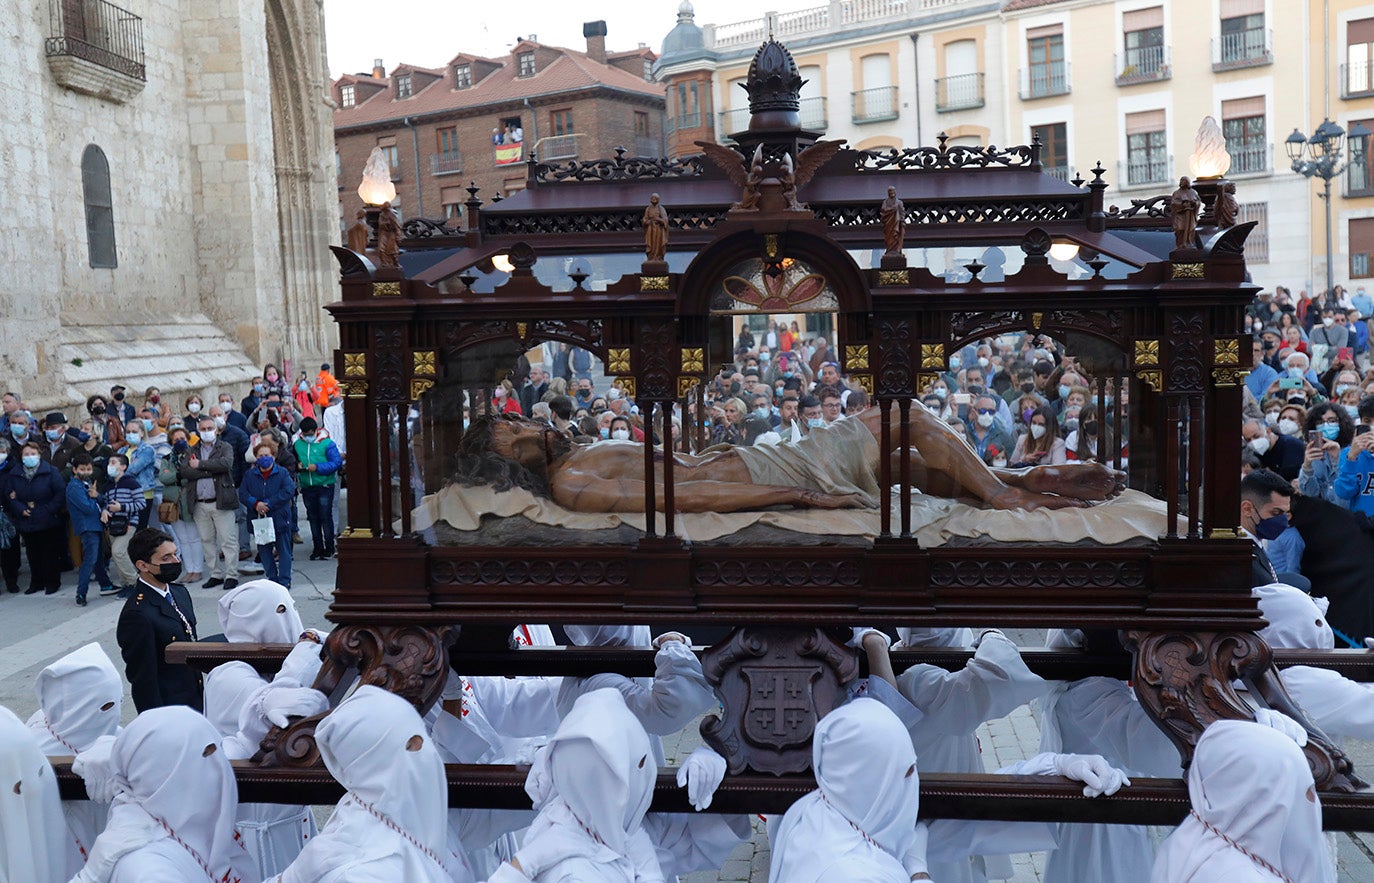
[489,420,547,467]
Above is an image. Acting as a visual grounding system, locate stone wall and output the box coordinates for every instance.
[0,0,338,413]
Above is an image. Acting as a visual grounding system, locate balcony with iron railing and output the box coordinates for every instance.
[707,0,977,48]
[1342,61,1374,99]
[1044,165,1072,182]
[538,134,579,161]
[1211,28,1272,72]
[1119,154,1173,189]
[1115,45,1170,86]
[430,151,464,176]
[1019,62,1071,100]
[1345,162,1374,198]
[1225,142,1271,177]
[719,96,827,135]
[45,0,146,101]
[674,111,703,132]
[852,86,898,124]
[935,72,984,112]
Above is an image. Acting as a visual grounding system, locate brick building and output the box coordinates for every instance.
[333,22,665,227]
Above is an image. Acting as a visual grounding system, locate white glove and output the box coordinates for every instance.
[72,734,119,803]
[971,628,1004,650]
[276,639,325,687]
[1052,753,1131,797]
[1363,637,1374,650]
[676,746,727,811]
[652,631,691,648]
[512,815,578,878]
[848,627,890,649]
[260,685,330,728]
[901,822,931,879]
[1255,709,1309,747]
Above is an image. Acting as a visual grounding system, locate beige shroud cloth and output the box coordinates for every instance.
[413,478,1177,547]
[733,417,884,508]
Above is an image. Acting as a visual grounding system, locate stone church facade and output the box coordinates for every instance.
[4,0,338,411]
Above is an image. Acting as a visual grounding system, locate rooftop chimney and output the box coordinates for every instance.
[583,20,608,63]
[372,58,385,79]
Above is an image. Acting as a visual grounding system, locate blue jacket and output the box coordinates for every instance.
[1244,361,1278,401]
[66,476,105,534]
[1333,447,1374,516]
[238,463,296,529]
[3,461,67,532]
[120,442,157,493]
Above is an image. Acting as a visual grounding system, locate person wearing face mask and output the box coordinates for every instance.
[1242,417,1304,481]
[1333,394,1374,517]
[180,395,205,434]
[67,452,112,606]
[743,395,775,445]
[115,528,203,712]
[0,431,21,594]
[117,419,157,530]
[797,393,825,436]
[101,453,147,596]
[1011,405,1066,467]
[241,377,266,417]
[40,411,82,478]
[492,378,523,415]
[964,395,1013,467]
[607,415,635,444]
[107,384,135,425]
[293,417,341,561]
[3,441,67,596]
[262,363,288,399]
[176,417,238,588]
[1238,470,1303,589]
[240,439,296,591]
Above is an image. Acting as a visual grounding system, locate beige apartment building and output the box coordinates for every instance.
[657,0,1374,294]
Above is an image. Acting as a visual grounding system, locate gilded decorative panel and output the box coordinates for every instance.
[677,375,698,397]
[619,377,636,399]
[1214,339,1239,365]
[1170,263,1204,280]
[919,343,946,369]
[877,269,910,286]
[409,379,434,399]
[681,347,705,373]
[372,281,401,297]
[844,345,869,371]
[640,275,670,291]
[343,380,369,399]
[1134,339,1160,367]
[850,373,873,394]
[412,351,436,377]
[608,348,631,374]
[343,353,367,377]
[1137,370,1162,392]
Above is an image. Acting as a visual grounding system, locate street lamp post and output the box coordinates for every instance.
[1287,119,1370,297]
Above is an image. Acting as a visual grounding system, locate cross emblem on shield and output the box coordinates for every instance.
[741,665,822,749]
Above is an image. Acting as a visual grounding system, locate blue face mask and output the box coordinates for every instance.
[1287,367,1305,379]
[753,407,770,420]
[1320,423,1341,440]
[807,417,825,428]
[782,371,793,378]
[21,454,39,469]
[1253,511,1289,541]
[1058,384,1072,400]
[599,427,610,439]
[141,419,154,432]
[125,433,141,445]
[45,428,61,441]
[9,425,24,438]
[1336,384,1351,396]
[932,387,947,400]
[256,455,275,471]
[949,355,962,371]
[1345,404,1360,419]
[253,384,265,395]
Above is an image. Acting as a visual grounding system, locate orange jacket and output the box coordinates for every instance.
[313,370,340,407]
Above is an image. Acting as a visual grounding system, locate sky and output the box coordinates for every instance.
[323,0,790,78]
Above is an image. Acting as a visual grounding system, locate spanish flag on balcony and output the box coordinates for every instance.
[495,143,523,166]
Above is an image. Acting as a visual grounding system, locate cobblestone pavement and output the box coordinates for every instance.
[4,563,1374,881]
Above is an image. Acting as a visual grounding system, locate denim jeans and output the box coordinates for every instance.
[77,531,110,596]
[300,484,336,552]
[260,529,293,589]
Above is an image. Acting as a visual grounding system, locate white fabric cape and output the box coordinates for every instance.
[278,685,469,883]
[0,705,81,882]
[73,705,257,883]
[1151,720,1332,883]
[26,642,122,862]
[770,698,918,883]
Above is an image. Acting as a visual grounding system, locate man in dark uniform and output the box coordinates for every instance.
[1239,469,1309,590]
[115,528,203,712]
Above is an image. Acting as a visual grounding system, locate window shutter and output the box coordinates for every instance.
[1220,0,1263,18]
[1125,109,1166,135]
[1349,17,1374,45]
[1027,23,1063,40]
[1122,7,1163,31]
[1351,217,1374,254]
[1221,96,1265,119]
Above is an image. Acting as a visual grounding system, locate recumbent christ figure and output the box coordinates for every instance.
[455,405,1126,514]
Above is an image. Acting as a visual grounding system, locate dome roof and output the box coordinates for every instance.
[660,0,706,60]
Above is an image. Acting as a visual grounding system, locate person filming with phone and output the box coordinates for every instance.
[1333,395,1374,516]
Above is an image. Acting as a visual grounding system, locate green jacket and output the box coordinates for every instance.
[293,436,342,488]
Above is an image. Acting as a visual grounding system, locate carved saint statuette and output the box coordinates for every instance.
[880,186,906,256]
[376,202,401,269]
[346,210,369,254]
[642,193,669,264]
[1214,181,1238,230]
[1169,177,1202,251]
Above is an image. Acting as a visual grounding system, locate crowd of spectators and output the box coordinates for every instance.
[0,363,344,604]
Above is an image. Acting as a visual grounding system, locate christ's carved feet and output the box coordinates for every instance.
[1018,462,1127,502]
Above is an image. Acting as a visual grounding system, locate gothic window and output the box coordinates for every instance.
[81,144,117,269]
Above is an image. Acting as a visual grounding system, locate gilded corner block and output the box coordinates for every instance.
[412,350,437,376]
[410,379,434,399]
[878,269,910,286]
[640,275,670,291]
[516,322,528,340]
[1134,339,1160,367]
[372,281,402,297]
[608,348,631,374]
[1208,527,1242,539]
[1211,367,1249,388]
[1030,312,1043,330]
[619,377,636,399]
[764,234,780,258]
[677,375,697,397]
[1170,262,1205,280]
[343,353,367,377]
[844,345,870,371]
[343,380,369,399]
[1137,369,1162,392]
[851,373,874,394]
[919,343,946,369]
[1214,339,1239,365]
[681,347,705,373]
